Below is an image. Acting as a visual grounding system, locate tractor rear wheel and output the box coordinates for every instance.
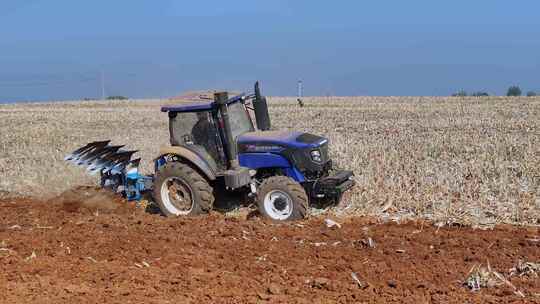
[153,162,214,217]
[257,176,308,221]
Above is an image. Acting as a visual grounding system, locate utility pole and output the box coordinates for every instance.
[101,70,106,100]
[297,79,304,107]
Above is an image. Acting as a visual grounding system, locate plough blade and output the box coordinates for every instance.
[110,158,141,175]
[65,141,150,202]
[85,145,125,166]
[75,145,124,166]
[65,141,138,176]
[64,140,110,162]
[88,154,139,176]
[105,157,137,175]
[69,144,112,165]
[129,158,141,168]
[88,150,136,174]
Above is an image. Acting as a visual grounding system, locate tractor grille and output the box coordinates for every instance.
[280,137,332,180]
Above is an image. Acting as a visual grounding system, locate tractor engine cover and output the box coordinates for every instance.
[237,131,331,178]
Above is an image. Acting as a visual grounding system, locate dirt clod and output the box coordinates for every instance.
[312,277,331,290]
[267,283,282,295]
[64,284,91,294]
[324,218,341,229]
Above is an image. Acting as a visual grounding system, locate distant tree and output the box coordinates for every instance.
[471,91,489,97]
[106,95,129,100]
[526,91,537,97]
[507,86,522,97]
[452,90,468,97]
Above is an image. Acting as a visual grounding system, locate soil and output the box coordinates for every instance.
[1,190,539,303]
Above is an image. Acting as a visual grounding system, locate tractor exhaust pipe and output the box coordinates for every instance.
[214,91,239,170]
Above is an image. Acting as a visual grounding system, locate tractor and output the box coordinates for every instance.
[65,82,355,221]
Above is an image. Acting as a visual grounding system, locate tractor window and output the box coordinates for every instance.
[169,111,225,169]
[227,102,255,140]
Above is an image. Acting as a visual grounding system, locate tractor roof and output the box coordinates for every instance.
[161,94,245,113]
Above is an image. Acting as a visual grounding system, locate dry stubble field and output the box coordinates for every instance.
[0,96,540,226]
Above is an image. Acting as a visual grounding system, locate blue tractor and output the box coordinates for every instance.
[65,82,355,221]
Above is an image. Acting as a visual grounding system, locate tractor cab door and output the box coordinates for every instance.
[168,111,226,171]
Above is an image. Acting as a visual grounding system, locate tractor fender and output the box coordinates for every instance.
[155,146,217,181]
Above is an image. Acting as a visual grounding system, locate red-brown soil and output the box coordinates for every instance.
[1,192,539,303]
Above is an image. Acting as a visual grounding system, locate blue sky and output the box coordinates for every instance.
[0,0,539,101]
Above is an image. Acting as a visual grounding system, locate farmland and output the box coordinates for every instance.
[1,96,540,302]
[1,196,539,303]
[1,96,539,225]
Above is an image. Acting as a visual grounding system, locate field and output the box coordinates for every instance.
[0,195,539,303]
[1,96,539,225]
[1,96,540,302]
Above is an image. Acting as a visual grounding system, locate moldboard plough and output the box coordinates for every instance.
[66,82,355,221]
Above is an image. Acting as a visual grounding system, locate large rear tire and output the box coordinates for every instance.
[153,162,214,217]
[257,176,308,221]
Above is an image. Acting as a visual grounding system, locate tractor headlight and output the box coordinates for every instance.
[310,150,322,163]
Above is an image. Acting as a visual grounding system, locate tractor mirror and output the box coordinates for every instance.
[253,82,271,131]
[254,96,271,131]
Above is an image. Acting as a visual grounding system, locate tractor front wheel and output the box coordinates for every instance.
[153,162,214,217]
[257,176,308,221]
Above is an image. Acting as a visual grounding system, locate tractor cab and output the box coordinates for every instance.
[161,94,256,172]
[161,83,334,183]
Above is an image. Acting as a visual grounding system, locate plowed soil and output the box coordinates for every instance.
[1,191,539,303]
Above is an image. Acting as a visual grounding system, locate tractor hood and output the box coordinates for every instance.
[237,131,328,152]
